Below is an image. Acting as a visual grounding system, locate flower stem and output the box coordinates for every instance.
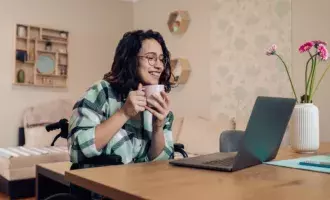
[307,58,315,102]
[306,62,313,94]
[275,54,298,103]
[308,57,318,102]
[305,53,318,102]
[305,52,314,102]
[310,63,330,100]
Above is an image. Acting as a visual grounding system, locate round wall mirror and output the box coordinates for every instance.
[36,55,55,74]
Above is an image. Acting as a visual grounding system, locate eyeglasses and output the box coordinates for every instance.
[138,52,168,67]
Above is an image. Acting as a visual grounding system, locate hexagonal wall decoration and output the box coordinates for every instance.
[170,58,191,86]
[167,10,191,35]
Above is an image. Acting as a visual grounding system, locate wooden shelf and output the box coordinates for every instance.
[25,61,35,64]
[17,37,27,40]
[42,34,67,41]
[170,58,191,86]
[37,50,56,54]
[37,50,55,54]
[13,82,34,87]
[16,60,34,65]
[37,50,67,56]
[16,48,27,51]
[167,10,191,35]
[13,82,66,88]
[36,73,67,78]
[14,24,69,88]
[38,39,67,45]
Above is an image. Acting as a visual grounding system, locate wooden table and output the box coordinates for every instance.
[36,162,71,200]
[65,143,330,200]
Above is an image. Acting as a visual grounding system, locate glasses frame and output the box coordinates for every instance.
[137,53,169,67]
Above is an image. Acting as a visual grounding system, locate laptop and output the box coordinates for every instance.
[169,96,296,172]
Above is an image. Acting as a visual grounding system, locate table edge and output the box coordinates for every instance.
[65,170,146,200]
[36,164,70,186]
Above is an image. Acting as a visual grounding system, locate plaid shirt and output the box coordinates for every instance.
[68,80,174,164]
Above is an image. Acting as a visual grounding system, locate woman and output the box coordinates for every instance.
[68,30,174,165]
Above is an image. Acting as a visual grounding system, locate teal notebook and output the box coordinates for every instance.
[264,155,330,174]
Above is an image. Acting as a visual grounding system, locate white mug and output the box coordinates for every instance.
[143,84,165,98]
[142,85,165,133]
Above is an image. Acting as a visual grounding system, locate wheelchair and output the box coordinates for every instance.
[43,118,188,200]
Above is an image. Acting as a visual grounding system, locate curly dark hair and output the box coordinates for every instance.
[103,29,172,100]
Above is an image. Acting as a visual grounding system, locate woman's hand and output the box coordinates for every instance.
[121,84,146,118]
[145,91,170,129]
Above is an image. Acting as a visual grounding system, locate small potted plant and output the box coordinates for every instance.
[266,41,329,153]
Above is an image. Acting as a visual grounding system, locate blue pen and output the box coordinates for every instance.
[299,160,330,168]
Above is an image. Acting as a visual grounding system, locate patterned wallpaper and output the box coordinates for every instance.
[209,0,292,136]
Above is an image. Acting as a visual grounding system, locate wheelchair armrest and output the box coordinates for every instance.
[71,154,123,170]
[174,143,188,158]
[81,154,122,165]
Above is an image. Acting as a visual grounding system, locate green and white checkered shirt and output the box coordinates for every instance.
[68,80,174,164]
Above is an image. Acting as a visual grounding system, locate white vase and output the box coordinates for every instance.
[290,103,319,153]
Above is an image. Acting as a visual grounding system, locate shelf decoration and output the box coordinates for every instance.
[17,69,25,83]
[36,55,55,74]
[170,58,191,87]
[167,10,191,35]
[17,25,27,38]
[14,24,69,88]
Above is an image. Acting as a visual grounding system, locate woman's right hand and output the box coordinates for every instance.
[121,83,146,118]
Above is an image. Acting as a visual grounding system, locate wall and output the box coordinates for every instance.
[210,0,292,145]
[133,0,212,119]
[0,0,133,147]
[292,0,330,141]
[133,0,330,145]
[134,0,292,143]
[4,0,329,147]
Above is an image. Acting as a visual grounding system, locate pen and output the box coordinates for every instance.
[299,160,330,168]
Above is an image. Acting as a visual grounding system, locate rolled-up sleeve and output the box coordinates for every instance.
[146,112,175,161]
[68,81,110,163]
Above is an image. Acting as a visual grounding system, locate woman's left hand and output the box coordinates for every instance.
[145,91,170,129]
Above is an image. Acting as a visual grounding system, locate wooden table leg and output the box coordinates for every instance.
[36,165,70,200]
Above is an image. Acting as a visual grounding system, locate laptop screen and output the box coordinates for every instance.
[241,96,296,162]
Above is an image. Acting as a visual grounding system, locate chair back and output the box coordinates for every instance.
[22,99,74,129]
[219,130,244,152]
[21,99,74,147]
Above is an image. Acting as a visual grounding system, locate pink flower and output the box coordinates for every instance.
[299,42,314,53]
[266,44,277,56]
[312,40,327,46]
[317,44,329,60]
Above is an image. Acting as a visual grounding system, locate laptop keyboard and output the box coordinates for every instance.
[203,156,235,167]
